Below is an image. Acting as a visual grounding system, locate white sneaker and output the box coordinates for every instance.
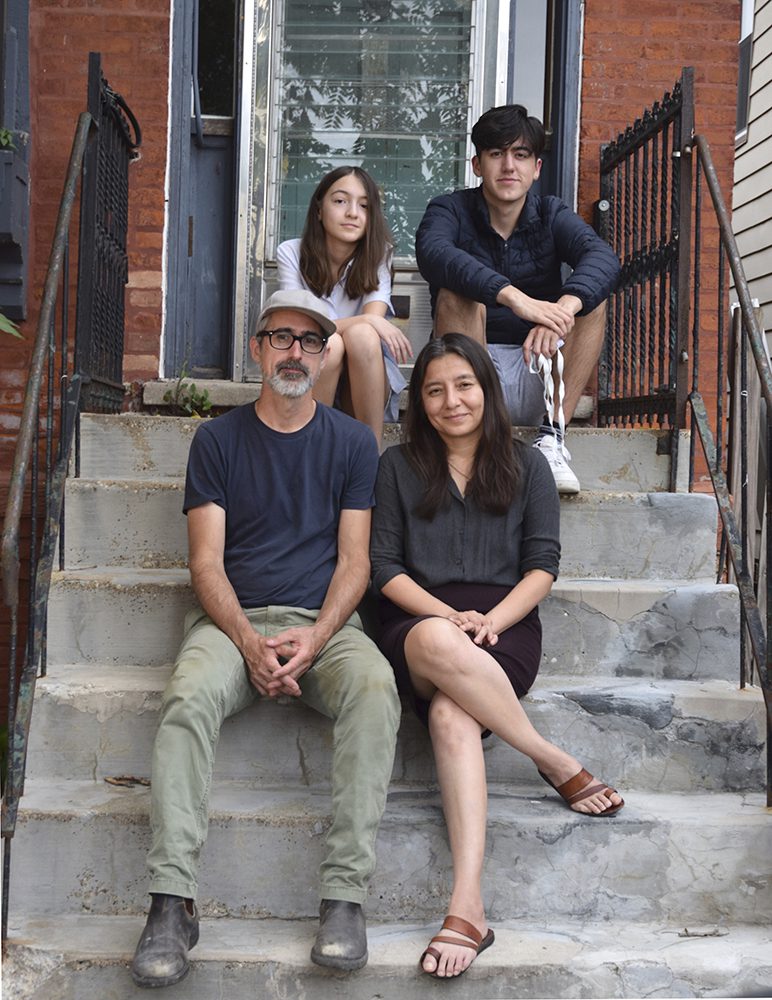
[533,433,580,494]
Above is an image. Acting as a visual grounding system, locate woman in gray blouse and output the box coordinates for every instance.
[370,334,623,980]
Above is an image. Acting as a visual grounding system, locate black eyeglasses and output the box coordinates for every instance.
[258,328,328,354]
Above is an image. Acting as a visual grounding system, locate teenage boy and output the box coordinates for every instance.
[416,104,621,493]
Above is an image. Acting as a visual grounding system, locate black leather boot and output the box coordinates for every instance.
[310,899,368,971]
[131,893,200,988]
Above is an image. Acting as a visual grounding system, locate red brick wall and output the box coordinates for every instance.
[29,0,170,380]
[578,0,740,219]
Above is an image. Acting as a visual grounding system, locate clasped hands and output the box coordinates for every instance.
[243,626,322,699]
[446,609,499,647]
[499,287,583,367]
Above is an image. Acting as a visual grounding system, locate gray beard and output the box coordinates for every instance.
[266,364,315,398]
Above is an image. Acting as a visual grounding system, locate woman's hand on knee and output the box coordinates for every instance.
[447,610,498,647]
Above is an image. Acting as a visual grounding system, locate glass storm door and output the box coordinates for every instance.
[232,0,578,379]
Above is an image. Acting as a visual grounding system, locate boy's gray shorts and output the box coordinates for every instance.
[488,344,547,426]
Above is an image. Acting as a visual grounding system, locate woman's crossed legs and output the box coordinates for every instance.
[404,616,622,977]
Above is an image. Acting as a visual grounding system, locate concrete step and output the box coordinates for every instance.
[140,375,598,415]
[5,914,771,1000]
[78,413,686,493]
[26,664,765,793]
[547,578,739,680]
[77,412,199,480]
[45,568,190,667]
[61,478,718,579]
[46,570,738,679]
[11,781,772,925]
[62,479,187,569]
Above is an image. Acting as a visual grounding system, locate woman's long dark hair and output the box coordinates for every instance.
[405,333,523,518]
[299,167,393,300]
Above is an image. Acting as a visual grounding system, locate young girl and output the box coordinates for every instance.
[277,167,413,443]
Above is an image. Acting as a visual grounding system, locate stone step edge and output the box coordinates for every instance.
[7,912,769,978]
[85,411,670,437]
[17,781,768,825]
[48,568,723,588]
[64,479,696,507]
[34,661,754,703]
[141,377,597,419]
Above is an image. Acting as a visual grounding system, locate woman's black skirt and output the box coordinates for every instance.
[376,581,542,729]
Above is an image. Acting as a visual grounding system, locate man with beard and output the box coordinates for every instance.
[131,289,401,987]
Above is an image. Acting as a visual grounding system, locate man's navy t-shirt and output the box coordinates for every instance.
[184,402,378,610]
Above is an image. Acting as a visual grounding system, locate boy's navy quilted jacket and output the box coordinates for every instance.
[415,186,622,345]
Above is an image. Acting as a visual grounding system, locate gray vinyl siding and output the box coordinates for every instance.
[733,0,772,334]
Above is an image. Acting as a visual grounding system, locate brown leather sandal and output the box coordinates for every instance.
[539,767,624,816]
[420,914,495,978]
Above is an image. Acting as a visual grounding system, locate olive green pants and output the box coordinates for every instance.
[147,606,400,904]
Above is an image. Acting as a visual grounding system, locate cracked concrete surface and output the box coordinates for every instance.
[11,784,772,925]
[26,665,767,792]
[543,581,740,680]
[5,915,771,1000]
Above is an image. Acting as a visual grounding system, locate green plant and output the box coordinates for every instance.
[162,368,212,417]
[0,127,16,149]
[0,310,22,337]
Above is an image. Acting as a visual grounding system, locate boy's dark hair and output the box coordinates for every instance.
[471,104,546,158]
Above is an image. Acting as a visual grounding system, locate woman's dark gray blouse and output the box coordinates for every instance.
[370,443,560,594]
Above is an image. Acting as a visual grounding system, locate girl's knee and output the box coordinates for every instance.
[324,332,346,366]
[341,321,381,362]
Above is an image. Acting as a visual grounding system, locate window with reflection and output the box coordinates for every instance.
[198,0,237,118]
[269,0,475,259]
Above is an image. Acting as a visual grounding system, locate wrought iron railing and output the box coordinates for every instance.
[0,54,139,939]
[77,52,141,412]
[597,68,694,491]
[598,68,771,805]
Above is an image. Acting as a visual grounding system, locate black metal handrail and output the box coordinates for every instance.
[689,134,771,805]
[1,54,140,940]
[0,110,91,942]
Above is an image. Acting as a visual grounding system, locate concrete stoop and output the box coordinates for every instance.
[77,414,688,494]
[61,480,720,580]
[5,414,770,1000]
[44,572,738,673]
[11,784,772,925]
[4,915,772,1000]
[26,666,766,791]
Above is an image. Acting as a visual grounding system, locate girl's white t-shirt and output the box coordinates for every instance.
[276,238,392,319]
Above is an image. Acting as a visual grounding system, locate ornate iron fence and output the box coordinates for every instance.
[76,51,141,412]
[597,68,694,491]
[0,54,140,939]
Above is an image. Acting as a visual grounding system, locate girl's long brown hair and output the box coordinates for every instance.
[299,167,393,300]
[405,334,523,519]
